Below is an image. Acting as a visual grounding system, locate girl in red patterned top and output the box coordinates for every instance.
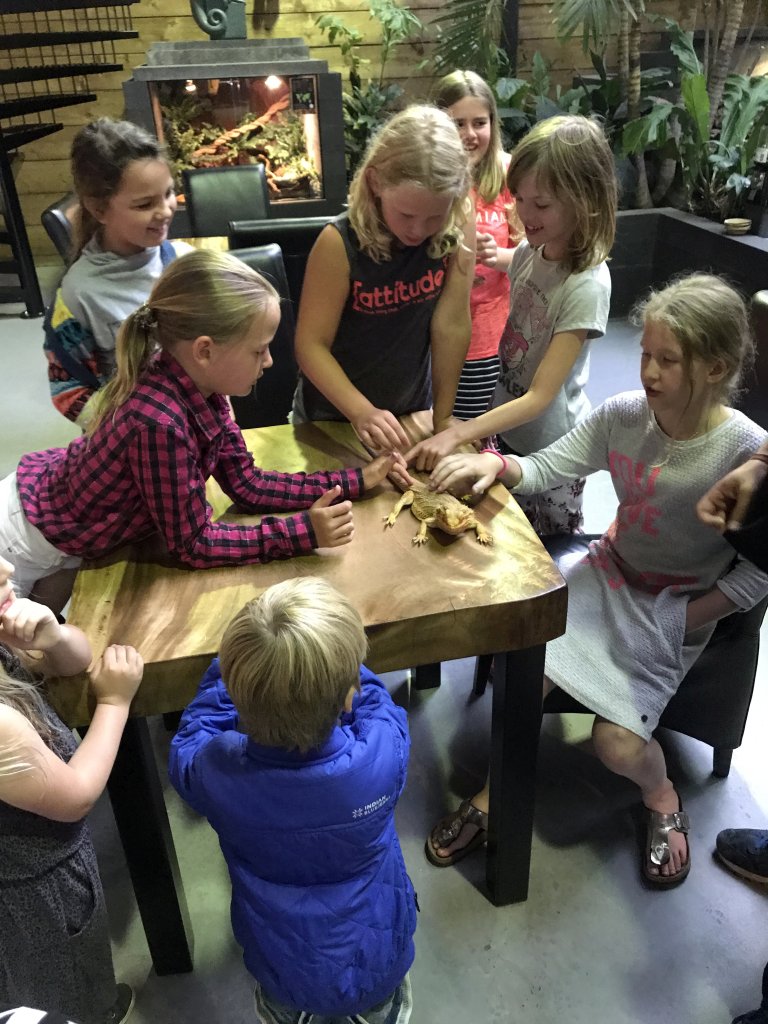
[434,71,522,420]
[2,251,405,612]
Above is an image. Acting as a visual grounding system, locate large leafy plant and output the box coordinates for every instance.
[316,0,425,177]
[430,0,512,85]
[622,17,768,217]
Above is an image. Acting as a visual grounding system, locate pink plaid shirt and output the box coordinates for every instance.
[16,351,362,569]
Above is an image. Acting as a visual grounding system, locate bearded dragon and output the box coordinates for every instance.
[383,480,493,546]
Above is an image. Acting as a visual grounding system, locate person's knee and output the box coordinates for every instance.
[592,720,645,772]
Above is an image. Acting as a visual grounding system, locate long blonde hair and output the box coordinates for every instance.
[86,249,279,434]
[508,114,617,274]
[0,651,54,780]
[433,70,505,204]
[348,104,472,262]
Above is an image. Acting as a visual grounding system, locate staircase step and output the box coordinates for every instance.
[0,285,24,303]
[1,123,63,149]
[0,63,122,86]
[1,0,135,11]
[0,259,20,274]
[1,30,139,50]
[0,232,11,246]
[0,93,96,118]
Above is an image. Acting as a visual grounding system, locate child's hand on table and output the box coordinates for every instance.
[309,486,355,547]
[430,451,512,495]
[351,406,410,452]
[362,452,415,493]
[89,645,144,708]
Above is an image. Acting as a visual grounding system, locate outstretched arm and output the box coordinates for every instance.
[409,328,586,471]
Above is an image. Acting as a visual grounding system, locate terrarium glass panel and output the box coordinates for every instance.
[152,74,322,205]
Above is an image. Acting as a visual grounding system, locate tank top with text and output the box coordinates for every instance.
[299,213,448,421]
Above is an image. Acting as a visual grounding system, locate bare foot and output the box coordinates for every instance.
[644,784,689,879]
[427,791,489,863]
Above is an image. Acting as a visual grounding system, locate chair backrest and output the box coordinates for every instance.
[227,244,297,428]
[182,164,270,238]
[228,215,335,308]
[40,192,79,263]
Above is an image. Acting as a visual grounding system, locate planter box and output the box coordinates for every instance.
[611,208,768,428]
[610,208,768,317]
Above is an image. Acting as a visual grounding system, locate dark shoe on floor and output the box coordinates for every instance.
[733,1008,768,1024]
[716,829,768,884]
[104,983,135,1024]
[425,799,488,867]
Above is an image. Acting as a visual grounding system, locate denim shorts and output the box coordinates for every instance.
[254,973,412,1024]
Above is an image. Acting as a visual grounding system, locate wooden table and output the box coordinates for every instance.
[54,413,566,975]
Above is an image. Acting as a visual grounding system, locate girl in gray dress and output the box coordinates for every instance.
[426,274,768,888]
[0,554,142,1022]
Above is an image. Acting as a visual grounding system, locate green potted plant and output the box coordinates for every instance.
[316,0,425,177]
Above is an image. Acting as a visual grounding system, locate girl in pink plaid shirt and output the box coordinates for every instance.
[2,250,406,612]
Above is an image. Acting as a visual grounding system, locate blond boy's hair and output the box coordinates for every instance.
[507,114,617,274]
[219,577,367,753]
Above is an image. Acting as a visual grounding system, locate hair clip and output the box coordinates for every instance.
[134,303,157,332]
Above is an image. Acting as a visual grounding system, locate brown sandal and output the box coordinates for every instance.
[425,799,488,867]
[642,805,691,888]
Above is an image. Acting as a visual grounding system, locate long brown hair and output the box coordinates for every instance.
[70,117,167,261]
[433,70,505,204]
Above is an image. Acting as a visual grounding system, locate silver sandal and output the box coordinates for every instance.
[642,805,691,887]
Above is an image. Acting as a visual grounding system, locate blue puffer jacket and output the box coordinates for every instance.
[168,660,416,1016]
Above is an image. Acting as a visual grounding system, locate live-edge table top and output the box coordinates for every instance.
[52,412,567,725]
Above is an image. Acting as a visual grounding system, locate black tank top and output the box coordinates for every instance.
[299,213,448,421]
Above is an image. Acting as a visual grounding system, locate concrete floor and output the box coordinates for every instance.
[1,304,767,1023]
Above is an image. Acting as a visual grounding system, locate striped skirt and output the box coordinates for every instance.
[452,355,501,420]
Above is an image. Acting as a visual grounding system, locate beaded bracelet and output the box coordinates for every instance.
[480,447,509,478]
[749,452,768,468]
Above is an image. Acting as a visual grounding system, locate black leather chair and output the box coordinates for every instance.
[227,244,297,428]
[40,192,79,262]
[473,534,768,777]
[229,215,335,309]
[183,164,270,238]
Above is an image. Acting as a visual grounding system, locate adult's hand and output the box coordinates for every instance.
[696,457,768,532]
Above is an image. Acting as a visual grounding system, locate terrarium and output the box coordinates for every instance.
[123,39,347,221]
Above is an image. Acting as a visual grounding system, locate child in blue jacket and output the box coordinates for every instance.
[168,577,416,1024]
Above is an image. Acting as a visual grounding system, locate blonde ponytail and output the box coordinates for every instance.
[86,308,158,435]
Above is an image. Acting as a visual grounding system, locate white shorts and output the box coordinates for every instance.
[0,472,81,598]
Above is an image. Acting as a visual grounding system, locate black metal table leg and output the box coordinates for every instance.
[485,645,545,905]
[106,718,194,975]
[412,662,441,689]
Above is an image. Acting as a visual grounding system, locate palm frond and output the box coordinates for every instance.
[432,0,508,82]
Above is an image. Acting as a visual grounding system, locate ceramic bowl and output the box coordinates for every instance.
[724,217,752,235]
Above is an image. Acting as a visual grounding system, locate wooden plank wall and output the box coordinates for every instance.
[7,0,764,264]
